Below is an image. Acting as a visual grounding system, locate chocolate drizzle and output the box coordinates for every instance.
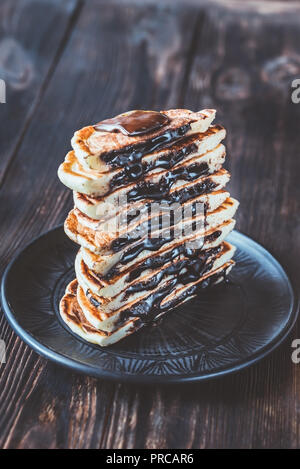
[104,228,222,282]
[126,161,209,202]
[94,110,170,136]
[205,230,222,242]
[110,140,198,187]
[125,246,221,296]
[110,179,218,256]
[112,210,198,255]
[119,266,230,326]
[127,237,208,282]
[89,264,230,327]
[126,175,216,205]
[118,232,174,264]
[98,124,191,172]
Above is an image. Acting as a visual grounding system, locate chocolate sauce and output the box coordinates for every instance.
[94,110,170,136]
[127,239,220,282]
[98,124,191,171]
[110,140,198,188]
[117,267,230,326]
[164,179,217,205]
[110,179,217,256]
[104,223,222,283]
[125,246,221,296]
[127,242,200,282]
[124,186,208,227]
[126,161,209,202]
[88,256,230,327]
[115,200,206,253]
[116,222,218,267]
[118,233,174,264]
[113,214,182,254]
[125,279,178,325]
[205,230,222,242]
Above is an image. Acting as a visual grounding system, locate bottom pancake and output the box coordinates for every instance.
[77,242,236,332]
[59,260,234,346]
[59,279,140,346]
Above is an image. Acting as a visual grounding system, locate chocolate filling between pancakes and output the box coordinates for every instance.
[103,231,222,282]
[99,124,191,171]
[116,266,231,327]
[110,139,198,186]
[110,180,217,255]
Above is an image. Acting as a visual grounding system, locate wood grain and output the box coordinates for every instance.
[0,0,80,185]
[0,0,300,449]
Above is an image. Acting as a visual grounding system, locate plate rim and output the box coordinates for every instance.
[1,225,299,384]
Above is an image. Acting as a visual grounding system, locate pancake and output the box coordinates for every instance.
[60,145,225,214]
[73,166,230,220]
[58,125,226,196]
[76,240,235,301]
[72,109,216,171]
[76,247,235,332]
[73,190,229,253]
[65,196,238,256]
[75,188,230,232]
[77,241,235,321]
[81,218,236,277]
[64,172,232,254]
[59,279,140,347]
[70,189,229,255]
[60,259,234,345]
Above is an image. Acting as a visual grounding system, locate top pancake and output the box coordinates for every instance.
[71,109,216,171]
[58,124,225,197]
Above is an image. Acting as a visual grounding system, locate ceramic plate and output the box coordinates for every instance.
[1,226,298,383]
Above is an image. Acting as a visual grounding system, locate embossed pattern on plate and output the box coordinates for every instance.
[1,226,298,383]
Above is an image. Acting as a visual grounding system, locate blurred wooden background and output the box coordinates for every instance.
[0,0,300,449]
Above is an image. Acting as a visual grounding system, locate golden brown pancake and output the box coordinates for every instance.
[72,109,216,171]
[60,259,234,343]
[58,125,225,197]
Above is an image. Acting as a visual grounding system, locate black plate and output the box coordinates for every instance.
[1,226,298,383]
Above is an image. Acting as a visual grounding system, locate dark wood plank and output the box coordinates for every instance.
[1,0,300,450]
[0,0,80,185]
[0,0,81,448]
[183,3,300,278]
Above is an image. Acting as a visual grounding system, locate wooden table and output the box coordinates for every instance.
[0,0,300,449]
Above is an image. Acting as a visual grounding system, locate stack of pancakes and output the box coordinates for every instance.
[58,109,239,346]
